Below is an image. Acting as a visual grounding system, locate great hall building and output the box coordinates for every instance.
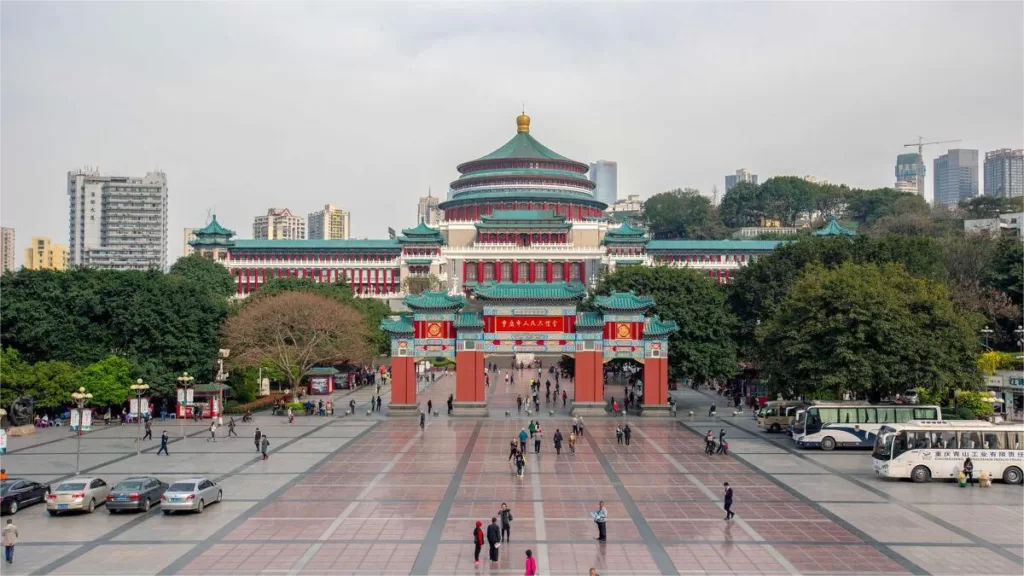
[190,113,782,301]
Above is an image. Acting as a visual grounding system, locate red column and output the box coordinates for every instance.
[463,261,468,286]
[529,261,536,282]
[643,357,669,406]
[546,261,553,283]
[574,350,603,403]
[456,350,485,403]
[563,261,570,282]
[390,356,417,407]
[236,271,243,295]
[477,262,484,284]
[512,261,519,283]
[495,261,502,282]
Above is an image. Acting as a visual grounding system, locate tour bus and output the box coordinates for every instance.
[872,421,1024,484]
[757,401,810,433]
[793,402,942,450]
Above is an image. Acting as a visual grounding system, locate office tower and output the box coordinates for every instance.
[23,237,69,270]
[183,228,198,257]
[1,228,15,274]
[68,169,168,270]
[984,149,1024,199]
[253,208,305,240]
[895,153,925,195]
[308,204,352,239]
[933,150,979,207]
[417,189,442,225]
[589,160,618,206]
[725,168,758,192]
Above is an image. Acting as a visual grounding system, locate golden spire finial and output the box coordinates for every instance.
[516,110,530,134]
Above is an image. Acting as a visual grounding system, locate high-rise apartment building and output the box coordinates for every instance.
[725,168,758,192]
[68,169,168,270]
[1,228,15,274]
[933,149,979,207]
[589,160,618,207]
[308,204,352,239]
[253,208,305,240]
[23,237,69,270]
[183,228,198,257]
[984,149,1024,199]
[895,153,925,196]
[416,189,442,225]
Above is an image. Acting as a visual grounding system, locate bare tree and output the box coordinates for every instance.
[221,292,370,395]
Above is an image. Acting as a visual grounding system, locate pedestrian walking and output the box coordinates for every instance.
[349,399,356,415]
[723,482,735,520]
[157,431,169,455]
[287,407,294,424]
[261,435,270,460]
[517,395,523,414]
[143,419,153,441]
[568,431,577,455]
[612,398,620,416]
[963,457,974,486]
[427,399,433,415]
[486,517,502,564]
[473,521,485,566]
[562,389,568,408]
[207,421,217,442]
[716,429,727,455]
[534,427,542,454]
[519,428,528,454]
[515,450,526,478]
[375,396,381,412]
[705,430,715,455]
[591,500,607,541]
[578,416,584,436]
[572,416,579,435]
[623,423,632,447]
[419,411,426,430]
[3,519,17,565]
[228,417,237,437]
[529,421,536,438]
[318,399,324,416]
[553,429,563,455]
[524,549,537,576]
[709,402,716,417]
[447,394,454,416]
[498,503,513,542]
[254,428,262,452]
[616,426,623,445]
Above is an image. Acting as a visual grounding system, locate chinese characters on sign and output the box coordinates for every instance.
[494,316,564,333]
[928,450,1024,460]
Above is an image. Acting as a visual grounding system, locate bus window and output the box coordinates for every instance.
[983,432,1005,450]
[816,408,838,423]
[908,431,931,449]
[932,430,957,449]
[892,431,910,458]
[1008,431,1023,450]
[959,430,982,449]
[839,408,857,424]
[913,407,938,420]
[876,407,895,423]
[858,408,877,423]
[895,408,914,423]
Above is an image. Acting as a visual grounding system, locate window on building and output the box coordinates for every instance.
[552,262,564,280]
[483,263,495,281]
[501,262,513,279]
[536,264,547,282]
[466,263,477,281]
[518,262,529,280]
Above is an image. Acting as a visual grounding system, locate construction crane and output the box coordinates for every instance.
[903,137,961,198]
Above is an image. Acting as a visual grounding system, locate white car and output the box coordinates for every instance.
[160,478,222,514]
[903,389,920,405]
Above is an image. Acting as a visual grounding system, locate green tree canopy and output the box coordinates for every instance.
[640,188,726,239]
[595,266,738,384]
[77,356,134,407]
[169,254,236,299]
[758,262,981,401]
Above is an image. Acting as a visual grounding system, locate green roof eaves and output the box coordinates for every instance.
[233,239,401,250]
[595,292,655,311]
[454,312,485,329]
[644,316,679,338]
[404,258,434,265]
[575,311,605,329]
[380,315,415,334]
[306,367,340,375]
[440,188,606,208]
[472,281,587,301]
[474,132,571,162]
[194,215,235,237]
[404,291,468,311]
[646,240,782,251]
[813,216,856,237]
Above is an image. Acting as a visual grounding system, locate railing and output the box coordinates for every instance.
[448,244,604,253]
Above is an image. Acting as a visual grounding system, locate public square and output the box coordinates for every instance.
[1,373,1021,576]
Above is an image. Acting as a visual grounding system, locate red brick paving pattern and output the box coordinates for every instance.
[776,544,909,573]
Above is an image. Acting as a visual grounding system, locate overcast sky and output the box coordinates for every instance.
[2,2,1022,263]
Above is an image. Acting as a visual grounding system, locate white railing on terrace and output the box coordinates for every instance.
[450,243,604,253]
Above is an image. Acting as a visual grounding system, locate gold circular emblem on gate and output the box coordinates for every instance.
[426,322,442,337]
[617,323,631,339]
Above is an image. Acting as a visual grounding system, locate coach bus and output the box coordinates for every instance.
[757,401,810,433]
[793,402,942,450]
[871,420,1024,484]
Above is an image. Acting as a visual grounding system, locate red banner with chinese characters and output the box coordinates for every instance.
[494,316,565,332]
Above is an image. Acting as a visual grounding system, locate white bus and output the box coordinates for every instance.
[872,421,1024,484]
[793,402,942,451]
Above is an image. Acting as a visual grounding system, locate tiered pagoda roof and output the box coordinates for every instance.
[398,222,444,244]
[403,291,468,311]
[594,292,656,312]
[603,222,648,244]
[453,313,485,329]
[475,210,571,230]
[472,281,587,301]
[189,215,236,248]
[575,311,606,330]
[380,315,414,335]
[643,316,679,338]
[813,216,856,237]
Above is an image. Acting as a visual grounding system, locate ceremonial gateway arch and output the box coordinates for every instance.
[380,282,678,416]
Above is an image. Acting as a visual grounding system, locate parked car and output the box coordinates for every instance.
[903,389,920,405]
[160,478,222,514]
[1,479,49,515]
[46,477,110,515]
[106,477,167,514]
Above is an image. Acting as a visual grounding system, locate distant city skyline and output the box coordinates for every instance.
[1,2,1021,262]
[933,149,979,208]
[589,160,618,207]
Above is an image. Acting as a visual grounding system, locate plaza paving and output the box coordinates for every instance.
[1,372,1021,575]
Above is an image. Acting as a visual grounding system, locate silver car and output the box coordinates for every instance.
[46,477,110,515]
[160,478,222,514]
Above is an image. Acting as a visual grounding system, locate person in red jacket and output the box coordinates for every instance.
[473,521,484,566]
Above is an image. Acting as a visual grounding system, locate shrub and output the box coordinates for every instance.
[954,391,994,419]
[285,401,305,411]
[224,393,285,414]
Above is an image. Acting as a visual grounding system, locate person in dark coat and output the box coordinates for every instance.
[486,517,502,564]
[723,482,735,520]
[623,424,632,447]
[254,428,262,452]
[553,429,563,455]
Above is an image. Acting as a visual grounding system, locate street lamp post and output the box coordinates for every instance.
[217,350,230,426]
[177,372,194,441]
[981,327,994,351]
[130,379,150,455]
[71,387,93,474]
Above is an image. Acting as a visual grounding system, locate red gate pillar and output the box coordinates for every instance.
[389,356,419,416]
[572,350,607,416]
[454,350,488,416]
[641,357,673,417]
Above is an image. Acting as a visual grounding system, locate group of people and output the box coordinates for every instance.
[472,500,606,572]
[302,399,333,416]
[705,428,729,456]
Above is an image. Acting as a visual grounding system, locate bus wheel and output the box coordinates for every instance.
[820,437,836,451]
[1002,466,1022,485]
[770,424,780,433]
[911,465,931,483]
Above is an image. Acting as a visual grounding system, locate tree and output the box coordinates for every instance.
[402,274,442,295]
[641,188,725,239]
[960,196,1024,219]
[987,238,1023,307]
[718,181,762,228]
[169,254,236,299]
[595,266,738,384]
[758,263,981,402]
[77,356,134,407]
[29,360,79,410]
[845,187,928,225]
[221,291,371,395]
[757,176,818,226]
[0,348,33,408]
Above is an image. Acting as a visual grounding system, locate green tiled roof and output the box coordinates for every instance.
[474,132,571,163]
[193,215,235,237]
[472,282,587,301]
[575,311,605,330]
[613,259,645,265]
[484,210,565,221]
[380,315,414,334]
[813,216,856,237]
[646,240,782,251]
[404,258,434,265]
[606,222,646,237]
[404,291,468,311]
[644,316,679,337]
[192,383,223,393]
[595,292,655,312]
[454,168,593,187]
[454,313,484,329]
[232,239,401,250]
[441,188,606,208]
[306,367,340,376]
[399,222,444,244]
